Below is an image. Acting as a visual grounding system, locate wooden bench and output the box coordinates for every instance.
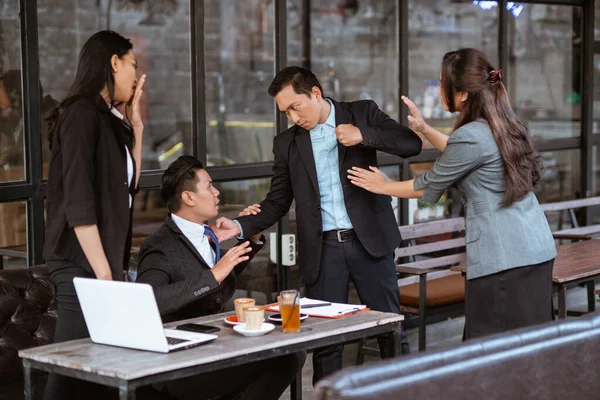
[540,197,600,241]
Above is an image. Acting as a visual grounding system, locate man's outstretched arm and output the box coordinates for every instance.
[213,137,294,241]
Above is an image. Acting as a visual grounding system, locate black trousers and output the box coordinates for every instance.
[306,237,410,385]
[465,259,555,340]
[43,262,116,400]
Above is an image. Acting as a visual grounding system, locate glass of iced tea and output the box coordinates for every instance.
[280,289,301,333]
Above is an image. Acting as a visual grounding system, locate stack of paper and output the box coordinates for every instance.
[267,297,368,318]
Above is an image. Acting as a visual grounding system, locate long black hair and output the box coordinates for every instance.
[47,30,133,148]
[440,48,542,206]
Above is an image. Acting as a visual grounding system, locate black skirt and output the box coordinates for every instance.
[464,259,554,340]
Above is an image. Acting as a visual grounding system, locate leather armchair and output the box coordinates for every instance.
[316,312,600,399]
[0,266,57,399]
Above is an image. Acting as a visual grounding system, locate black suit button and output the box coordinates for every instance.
[317,229,322,236]
[216,298,221,304]
[317,205,321,210]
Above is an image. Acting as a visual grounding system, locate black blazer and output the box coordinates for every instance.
[44,95,136,280]
[136,216,264,323]
[236,99,422,284]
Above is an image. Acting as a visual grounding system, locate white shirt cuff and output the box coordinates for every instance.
[233,219,244,240]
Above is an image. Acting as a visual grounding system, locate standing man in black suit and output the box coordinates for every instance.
[136,155,305,400]
[214,66,422,383]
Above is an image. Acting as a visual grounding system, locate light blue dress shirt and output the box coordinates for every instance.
[234,100,352,238]
[310,100,353,231]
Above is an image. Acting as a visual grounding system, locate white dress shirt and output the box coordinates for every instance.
[109,107,134,208]
[171,213,217,268]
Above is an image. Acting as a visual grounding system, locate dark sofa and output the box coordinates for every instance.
[0,266,56,400]
[316,311,600,399]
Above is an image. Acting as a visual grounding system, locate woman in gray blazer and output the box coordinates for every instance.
[348,48,556,339]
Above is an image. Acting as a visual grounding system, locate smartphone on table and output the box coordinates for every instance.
[176,323,220,334]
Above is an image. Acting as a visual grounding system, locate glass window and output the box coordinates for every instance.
[592,146,600,225]
[593,146,600,196]
[595,53,600,131]
[537,150,580,205]
[538,149,581,232]
[507,4,582,139]
[205,0,276,166]
[595,0,600,41]
[37,0,192,174]
[214,178,281,300]
[288,0,400,119]
[0,2,24,182]
[409,0,499,148]
[132,189,168,250]
[0,201,27,270]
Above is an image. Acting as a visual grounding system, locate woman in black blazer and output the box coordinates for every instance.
[43,30,146,400]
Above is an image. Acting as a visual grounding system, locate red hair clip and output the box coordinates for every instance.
[489,69,503,84]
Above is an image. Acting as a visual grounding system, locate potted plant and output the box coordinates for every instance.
[433,200,445,218]
[433,193,454,218]
[417,198,431,221]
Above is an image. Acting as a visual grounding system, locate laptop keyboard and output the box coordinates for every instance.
[166,337,190,346]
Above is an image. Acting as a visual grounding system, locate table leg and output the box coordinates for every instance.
[290,370,303,400]
[587,281,596,313]
[120,383,135,400]
[355,338,366,365]
[23,363,32,400]
[557,286,567,319]
[392,323,403,357]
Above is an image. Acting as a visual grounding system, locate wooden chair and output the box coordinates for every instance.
[356,218,466,362]
[396,217,466,351]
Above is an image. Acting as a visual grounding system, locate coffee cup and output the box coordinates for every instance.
[244,306,265,330]
[234,298,255,322]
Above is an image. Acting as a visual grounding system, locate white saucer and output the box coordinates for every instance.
[233,323,275,337]
[224,315,265,326]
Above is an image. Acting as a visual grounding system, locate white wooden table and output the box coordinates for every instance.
[19,310,404,400]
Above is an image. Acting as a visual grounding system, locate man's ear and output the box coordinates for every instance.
[312,86,322,100]
[180,191,195,207]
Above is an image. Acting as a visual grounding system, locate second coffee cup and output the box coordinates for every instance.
[244,306,265,330]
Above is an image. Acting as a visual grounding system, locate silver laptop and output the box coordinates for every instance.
[73,277,217,353]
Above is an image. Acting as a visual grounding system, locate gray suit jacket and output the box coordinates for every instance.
[414,121,556,280]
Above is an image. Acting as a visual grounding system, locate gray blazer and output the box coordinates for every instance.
[414,121,556,280]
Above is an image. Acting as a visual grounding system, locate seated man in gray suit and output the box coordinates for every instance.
[136,155,305,400]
